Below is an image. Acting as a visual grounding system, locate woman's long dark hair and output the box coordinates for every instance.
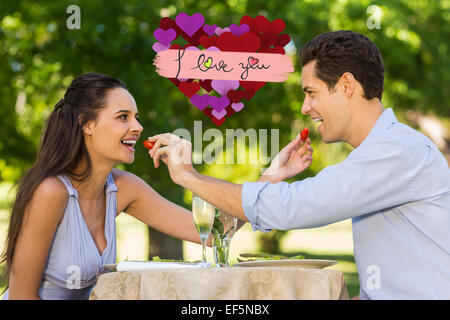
[1,73,126,292]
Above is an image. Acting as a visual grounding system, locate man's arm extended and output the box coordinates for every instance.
[146,132,312,223]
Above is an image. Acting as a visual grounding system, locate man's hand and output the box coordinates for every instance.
[259,133,313,183]
[146,133,195,185]
[146,133,247,221]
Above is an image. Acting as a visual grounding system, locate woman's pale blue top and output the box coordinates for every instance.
[3,172,117,300]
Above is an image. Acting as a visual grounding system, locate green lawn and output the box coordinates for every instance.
[0,181,359,298]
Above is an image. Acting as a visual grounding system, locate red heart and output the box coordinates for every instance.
[227,90,255,103]
[227,90,244,103]
[253,16,270,34]
[227,90,243,103]
[168,78,181,87]
[240,16,255,31]
[178,81,200,98]
[225,105,236,117]
[216,32,261,52]
[199,79,213,92]
[264,19,285,35]
[277,33,291,47]
[203,107,227,126]
[239,81,266,93]
[243,90,256,100]
[199,35,218,49]
[240,15,272,34]
[258,33,279,50]
[160,17,180,33]
[154,14,290,126]
[180,31,204,46]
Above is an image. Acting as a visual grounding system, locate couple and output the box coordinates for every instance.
[2,31,449,300]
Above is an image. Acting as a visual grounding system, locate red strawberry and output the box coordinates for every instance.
[300,128,309,140]
[143,140,155,150]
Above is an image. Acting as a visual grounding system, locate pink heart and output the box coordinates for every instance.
[209,95,230,112]
[231,102,244,112]
[153,28,177,46]
[228,24,250,36]
[206,46,220,52]
[203,24,218,37]
[152,42,169,53]
[190,94,210,110]
[215,27,231,36]
[186,46,201,51]
[175,13,205,37]
[211,80,240,96]
[212,108,227,120]
[249,57,259,65]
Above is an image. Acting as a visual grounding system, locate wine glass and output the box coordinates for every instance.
[192,194,215,267]
[212,209,238,267]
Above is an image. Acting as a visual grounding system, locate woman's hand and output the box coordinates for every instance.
[259,133,313,183]
[146,133,195,185]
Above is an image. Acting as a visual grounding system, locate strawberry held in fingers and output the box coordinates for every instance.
[300,128,309,140]
[143,140,155,150]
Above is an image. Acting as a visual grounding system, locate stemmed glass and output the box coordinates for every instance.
[212,209,238,267]
[192,194,215,267]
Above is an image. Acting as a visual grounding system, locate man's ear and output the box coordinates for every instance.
[339,72,356,98]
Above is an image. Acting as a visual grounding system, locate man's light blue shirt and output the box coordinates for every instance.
[241,108,450,299]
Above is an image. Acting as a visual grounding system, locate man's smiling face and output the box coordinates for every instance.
[301,60,351,144]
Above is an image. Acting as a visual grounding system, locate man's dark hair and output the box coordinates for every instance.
[299,30,384,100]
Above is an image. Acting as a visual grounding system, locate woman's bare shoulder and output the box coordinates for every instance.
[111,168,156,197]
[35,176,68,200]
[25,176,68,225]
[111,168,145,187]
[110,169,152,213]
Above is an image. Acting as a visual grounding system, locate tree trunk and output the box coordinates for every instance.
[145,176,185,260]
[148,227,183,260]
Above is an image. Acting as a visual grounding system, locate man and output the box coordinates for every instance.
[147,31,450,299]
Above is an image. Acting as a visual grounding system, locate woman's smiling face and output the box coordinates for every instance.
[83,87,144,165]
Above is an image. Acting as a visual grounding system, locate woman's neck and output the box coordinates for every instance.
[68,158,114,202]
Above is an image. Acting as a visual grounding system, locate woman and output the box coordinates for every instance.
[1,73,204,299]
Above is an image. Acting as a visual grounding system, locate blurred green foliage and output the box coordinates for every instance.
[0,0,448,259]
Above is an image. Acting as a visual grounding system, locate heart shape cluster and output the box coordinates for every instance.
[153,13,290,126]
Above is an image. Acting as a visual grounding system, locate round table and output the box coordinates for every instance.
[89,266,349,300]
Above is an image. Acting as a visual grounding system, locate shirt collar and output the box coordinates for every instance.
[358,108,398,147]
[375,108,397,129]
